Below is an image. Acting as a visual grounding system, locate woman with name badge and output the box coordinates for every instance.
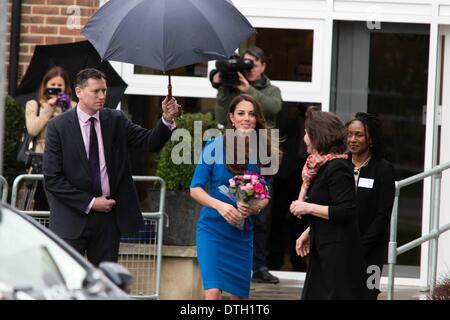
[346,112,396,300]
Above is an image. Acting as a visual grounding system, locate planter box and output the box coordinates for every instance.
[145,190,201,246]
[119,244,203,299]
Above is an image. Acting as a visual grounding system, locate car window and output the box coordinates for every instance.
[0,207,87,292]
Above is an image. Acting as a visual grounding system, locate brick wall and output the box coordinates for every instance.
[5,0,100,93]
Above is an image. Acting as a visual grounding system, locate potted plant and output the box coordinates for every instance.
[3,96,26,199]
[155,112,218,246]
[429,272,450,300]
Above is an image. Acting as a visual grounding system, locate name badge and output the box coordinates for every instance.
[358,178,374,189]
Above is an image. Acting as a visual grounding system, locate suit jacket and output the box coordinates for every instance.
[349,157,396,270]
[43,107,172,239]
[302,159,368,300]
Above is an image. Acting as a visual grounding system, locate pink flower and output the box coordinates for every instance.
[246,183,253,190]
[254,183,264,193]
[240,185,247,191]
[243,174,251,180]
[229,179,236,187]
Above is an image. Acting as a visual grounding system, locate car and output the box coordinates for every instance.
[0,202,133,300]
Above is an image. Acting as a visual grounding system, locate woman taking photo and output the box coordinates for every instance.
[290,107,368,300]
[24,66,76,210]
[346,112,396,300]
[26,66,75,156]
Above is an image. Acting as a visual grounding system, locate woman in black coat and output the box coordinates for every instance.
[346,112,396,300]
[290,107,368,300]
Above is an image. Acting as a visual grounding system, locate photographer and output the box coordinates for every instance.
[210,46,282,284]
[24,66,76,210]
[211,46,282,128]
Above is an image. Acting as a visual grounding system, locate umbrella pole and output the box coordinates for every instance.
[167,73,172,100]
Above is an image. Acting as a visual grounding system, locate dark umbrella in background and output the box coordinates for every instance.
[13,41,128,109]
[82,0,255,103]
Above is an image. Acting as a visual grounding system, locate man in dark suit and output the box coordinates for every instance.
[43,68,180,266]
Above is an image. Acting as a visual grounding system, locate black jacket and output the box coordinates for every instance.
[302,159,368,300]
[350,157,396,270]
[43,107,172,239]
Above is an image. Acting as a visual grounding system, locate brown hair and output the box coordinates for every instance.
[37,66,72,102]
[224,94,279,175]
[345,112,384,159]
[243,46,266,64]
[75,68,106,88]
[305,106,347,154]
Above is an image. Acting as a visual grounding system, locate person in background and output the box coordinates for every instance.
[24,66,76,210]
[268,102,308,272]
[43,68,180,266]
[290,106,369,300]
[211,46,282,283]
[346,112,396,300]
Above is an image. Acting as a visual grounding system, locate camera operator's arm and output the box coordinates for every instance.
[209,69,221,90]
[237,72,283,117]
[236,72,251,93]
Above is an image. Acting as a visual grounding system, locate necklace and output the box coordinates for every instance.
[353,156,371,176]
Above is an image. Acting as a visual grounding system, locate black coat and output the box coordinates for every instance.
[43,107,172,239]
[302,159,368,300]
[350,157,396,273]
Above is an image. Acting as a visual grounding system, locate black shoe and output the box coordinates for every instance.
[252,269,280,284]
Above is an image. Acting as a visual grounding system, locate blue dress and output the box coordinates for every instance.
[190,136,260,298]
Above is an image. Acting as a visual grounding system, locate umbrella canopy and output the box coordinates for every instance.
[81,0,255,72]
[14,41,128,108]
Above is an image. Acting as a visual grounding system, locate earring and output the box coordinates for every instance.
[232,122,235,127]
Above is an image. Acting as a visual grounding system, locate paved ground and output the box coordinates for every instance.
[246,273,429,300]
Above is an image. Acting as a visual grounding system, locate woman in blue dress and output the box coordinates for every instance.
[190,94,279,299]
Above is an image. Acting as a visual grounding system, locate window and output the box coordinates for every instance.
[240,28,314,82]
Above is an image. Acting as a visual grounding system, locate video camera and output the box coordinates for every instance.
[211,55,254,88]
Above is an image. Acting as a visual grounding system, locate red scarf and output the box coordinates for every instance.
[299,153,348,200]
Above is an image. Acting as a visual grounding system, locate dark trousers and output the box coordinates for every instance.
[63,210,121,266]
[268,177,307,271]
[34,181,49,211]
[252,206,269,271]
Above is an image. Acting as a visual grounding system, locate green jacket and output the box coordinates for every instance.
[214,74,282,127]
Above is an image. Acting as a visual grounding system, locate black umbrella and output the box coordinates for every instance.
[82,0,255,100]
[13,41,128,108]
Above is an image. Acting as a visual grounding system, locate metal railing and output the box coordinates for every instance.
[0,175,8,203]
[387,161,450,300]
[11,174,165,299]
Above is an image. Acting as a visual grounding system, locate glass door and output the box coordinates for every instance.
[331,21,430,277]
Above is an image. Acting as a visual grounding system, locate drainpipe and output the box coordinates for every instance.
[8,0,22,96]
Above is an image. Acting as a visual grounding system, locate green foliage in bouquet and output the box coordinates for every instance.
[156,112,218,190]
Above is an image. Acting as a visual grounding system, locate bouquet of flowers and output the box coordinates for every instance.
[219,171,270,230]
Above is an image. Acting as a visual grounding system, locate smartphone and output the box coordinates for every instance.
[45,87,62,97]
